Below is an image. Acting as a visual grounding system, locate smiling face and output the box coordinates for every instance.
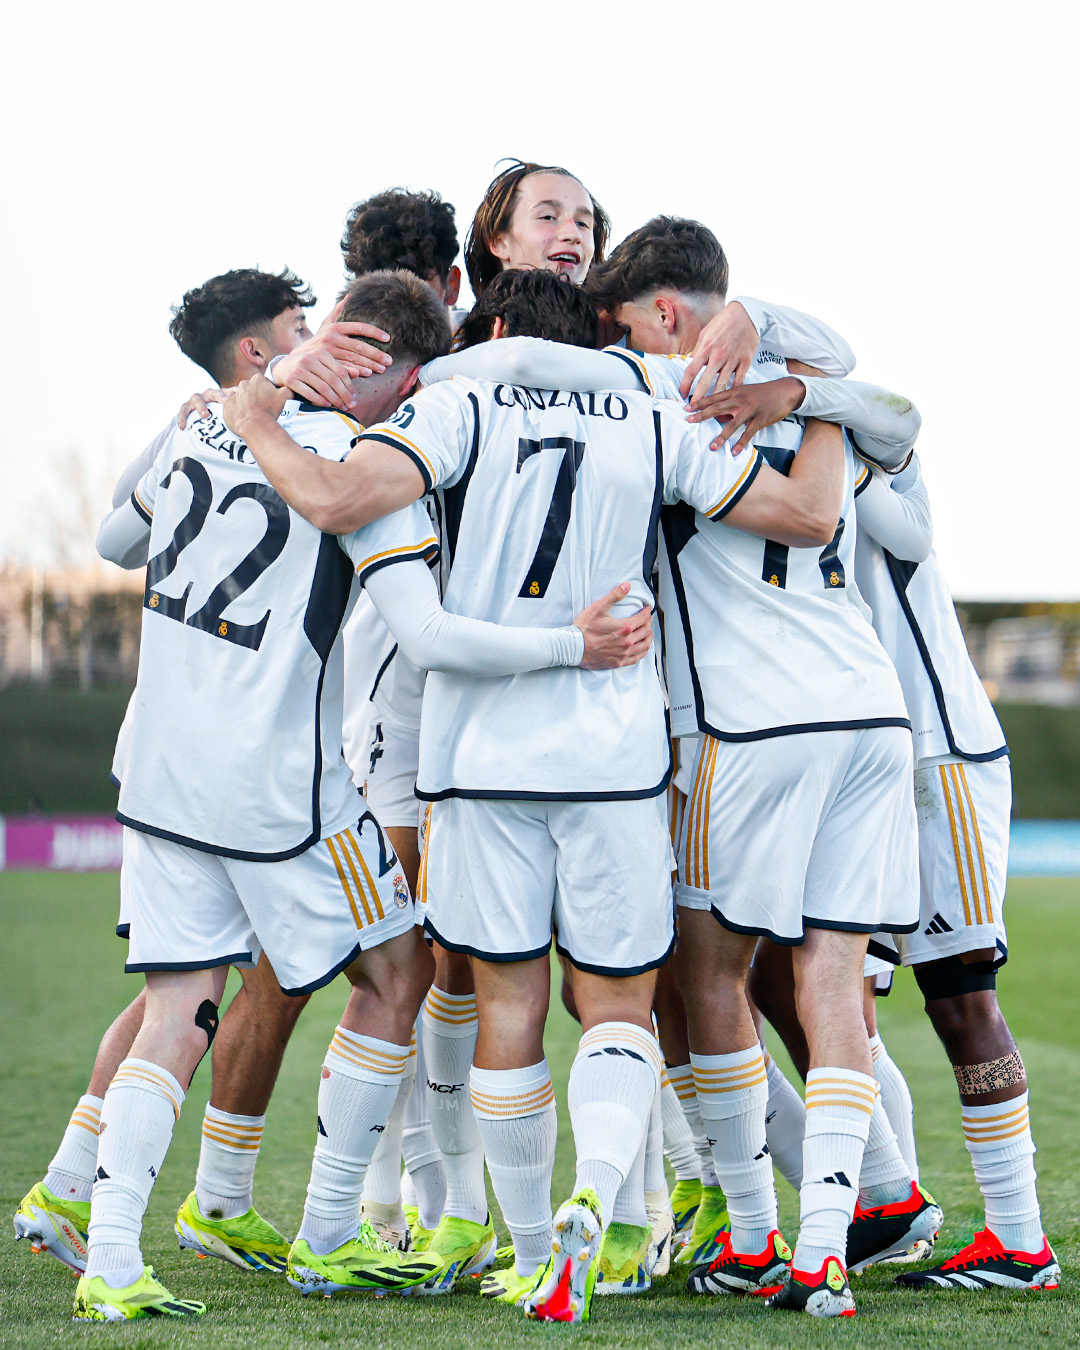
[489,172,596,286]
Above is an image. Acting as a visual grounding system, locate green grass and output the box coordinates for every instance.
[2,872,1078,1347]
[3,687,1080,819]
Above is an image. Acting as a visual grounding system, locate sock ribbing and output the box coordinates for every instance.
[962,1091,1043,1252]
[660,1071,700,1180]
[422,988,485,1223]
[45,1094,102,1203]
[195,1106,265,1219]
[667,1062,719,1186]
[796,1068,874,1273]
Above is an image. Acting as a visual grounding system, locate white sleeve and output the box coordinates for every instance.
[733,296,856,376]
[96,498,152,569]
[362,380,479,490]
[420,337,640,392]
[854,456,933,562]
[364,559,584,675]
[794,377,921,469]
[659,403,764,520]
[111,422,175,507]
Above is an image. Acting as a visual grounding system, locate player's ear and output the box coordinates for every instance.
[491,316,506,341]
[397,362,423,397]
[490,231,512,265]
[444,265,461,308]
[656,297,676,334]
[237,334,269,371]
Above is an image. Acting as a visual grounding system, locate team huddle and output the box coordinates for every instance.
[14,160,1061,1324]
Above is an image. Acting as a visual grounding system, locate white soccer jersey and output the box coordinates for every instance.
[854,459,1007,763]
[108,402,437,860]
[608,350,907,739]
[362,376,761,799]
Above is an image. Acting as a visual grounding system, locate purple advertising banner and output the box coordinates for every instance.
[0,815,123,871]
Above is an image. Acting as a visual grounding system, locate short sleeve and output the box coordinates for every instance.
[338,502,440,586]
[658,403,763,521]
[362,379,479,492]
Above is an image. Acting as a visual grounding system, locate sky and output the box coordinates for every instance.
[3,1,1077,597]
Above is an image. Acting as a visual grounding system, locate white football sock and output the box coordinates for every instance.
[422,987,486,1224]
[764,1051,805,1191]
[859,1089,914,1206]
[568,1023,661,1228]
[471,1061,557,1276]
[643,1079,666,1196]
[297,1027,408,1256]
[667,1062,719,1186]
[962,1091,1044,1252]
[660,1072,699,1180]
[195,1106,264,1219]
[45,1094,102,1203]
[611,1137,649,1227]
[692,1046,775,1254]
[362,1030,417,1210]
[796,1068,874,1274]
[870,1032,919,1179]
[401,1023,446,1229]
[86,1061,184,1288]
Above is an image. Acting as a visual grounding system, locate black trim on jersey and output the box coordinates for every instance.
[364,433,434,493]
[355,541,440,587]
[705,904,919,945]
[115,812,322,863]
[423,917,552,965]
[607,348,651,393]
[707,453,762,520]
[125,951,253,974]
[109,772,121,789]
[369,644,398,703]
[130,490,152,525]
[414,768,671,804]
[702,715,911,743]
[642,411,665,591]
[853,467,872,498]
[867,937,902,966]
[280,940,367,997]
[116,923,130,939]
[555,930,675,979]
[884,551,1009,762]
[442,392,481,565]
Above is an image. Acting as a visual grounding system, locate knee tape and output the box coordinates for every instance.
[195,999,220,1046]
[914,955,997,1002]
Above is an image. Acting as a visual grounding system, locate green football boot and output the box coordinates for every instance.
[73,1265,205,1321]
[14,1181,90,1274]
[175,1192,289,1272]
[287,1221,445,1296]
[402,1212,498,1294]
[595,1220,651,1294]
[674,1183,729,1266]
[670,1178,702,1237]
[522,1189,604,1323]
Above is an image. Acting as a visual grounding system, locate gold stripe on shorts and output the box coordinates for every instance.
[939,766,974,927]
[957,764,994,924]
[345,828,386,922]
[326,834,371,928]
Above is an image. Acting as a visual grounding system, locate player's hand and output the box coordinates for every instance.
[273,318,393,410]
[688,374,805,454]
[177,387,229,430]
[222,375,289,438]
[575,583,655,669]
[679,300,759,400]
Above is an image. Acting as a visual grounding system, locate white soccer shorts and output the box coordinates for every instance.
[121,817,415,995]
[676,726,919,944]
[364,718,423,829]
[417,795,675,975]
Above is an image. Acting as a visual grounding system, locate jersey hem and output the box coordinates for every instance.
[124,951,252,974]
[696,715,912,742]
[414,769,671,804]
[866,937,902,965]
[703,905,919,944]
[115,812,320,863]
[278,942,364,997]
[554,932,675,978]
[422,917,552,965]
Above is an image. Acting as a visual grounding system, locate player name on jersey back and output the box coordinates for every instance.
[115,403,431,860]
[363,376,761,800]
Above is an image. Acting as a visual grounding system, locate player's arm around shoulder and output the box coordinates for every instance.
[723,418,844,548]
[854,454,933,562]
[222,374,427,535]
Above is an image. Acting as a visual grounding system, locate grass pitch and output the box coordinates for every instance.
[2,872,1077,1348]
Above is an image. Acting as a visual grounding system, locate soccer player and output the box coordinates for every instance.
[849,455,1060,1293]
[73,269,649,1323]
[221,268,856,1322]
[14,267,328,1280]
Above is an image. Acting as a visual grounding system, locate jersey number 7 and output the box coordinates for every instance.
[515,437,585,598]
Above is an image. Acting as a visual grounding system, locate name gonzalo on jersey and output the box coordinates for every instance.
[493,384,629,421]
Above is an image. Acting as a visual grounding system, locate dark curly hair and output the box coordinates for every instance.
[168,267,314,384]
[341,188,459,284]
[454,269,598,352]
[464,159,610,299]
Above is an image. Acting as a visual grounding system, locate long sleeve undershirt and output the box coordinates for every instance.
[854,456,933,563]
